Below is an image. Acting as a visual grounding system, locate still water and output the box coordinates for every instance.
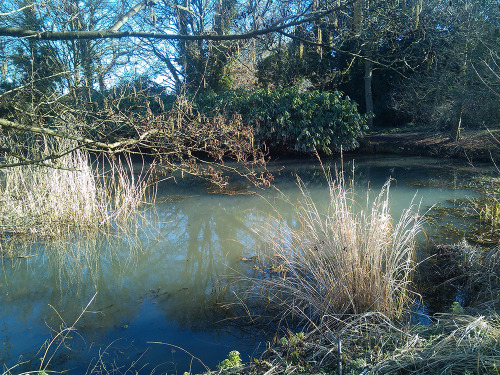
[0,156,483,373]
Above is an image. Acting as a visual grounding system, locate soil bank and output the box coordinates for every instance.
[356,128,500,162]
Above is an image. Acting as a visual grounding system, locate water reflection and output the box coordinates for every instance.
[0,155,483,373]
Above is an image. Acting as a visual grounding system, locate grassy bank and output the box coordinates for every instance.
[231,243,499,375]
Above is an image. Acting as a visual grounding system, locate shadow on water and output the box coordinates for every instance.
[0,155,490,373]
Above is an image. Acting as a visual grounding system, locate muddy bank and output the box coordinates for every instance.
[356,129,500,162]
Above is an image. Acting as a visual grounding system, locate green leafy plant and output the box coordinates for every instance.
[218,350,242,370]
[451,301,465,314]
[195,88,368,154]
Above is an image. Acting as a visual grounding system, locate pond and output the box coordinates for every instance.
[0,155,486,374]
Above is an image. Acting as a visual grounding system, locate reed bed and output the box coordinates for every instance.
[233,171,500,375]
[246,166,422,325]
[0,138,151,240]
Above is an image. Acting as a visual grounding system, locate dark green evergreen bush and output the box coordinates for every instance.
[195,88,368,154]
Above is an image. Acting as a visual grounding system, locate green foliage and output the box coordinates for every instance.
[256,49,305,89]
[451,301,464,314]
[345,358,367,375]
[218,350,242,370]
[278,331,306,348]
[196,88,368,154]
[8,5,64,95]
[274,331,311,372]
[204,43,238,93]
[279,337,288,346]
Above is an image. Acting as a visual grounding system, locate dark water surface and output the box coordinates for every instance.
[0,155,485,373]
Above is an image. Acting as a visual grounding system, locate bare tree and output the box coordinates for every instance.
[0,0,353,185]
[391,0,500,139]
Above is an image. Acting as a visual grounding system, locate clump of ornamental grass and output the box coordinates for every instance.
[247,165,422,325]
[0,138,151,240]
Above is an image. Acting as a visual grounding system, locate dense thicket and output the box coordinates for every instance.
[254,0,500,132]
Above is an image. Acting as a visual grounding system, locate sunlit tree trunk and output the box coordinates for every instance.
[450,0,471,141]
[364,58,373,127]
[353,0,374,126]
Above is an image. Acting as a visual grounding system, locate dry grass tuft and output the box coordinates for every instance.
[246,165,422,324]
[426,241,500,312]
[242,312,499,375]
[0,138,151,240]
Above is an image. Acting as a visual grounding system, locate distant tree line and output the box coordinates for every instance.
[0,0,499,175]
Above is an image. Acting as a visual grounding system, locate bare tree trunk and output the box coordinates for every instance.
[364,58,373,127]
[451,105,463,141]
[97,70,106,92]
[450,0,471,141]
[355,0,373,127]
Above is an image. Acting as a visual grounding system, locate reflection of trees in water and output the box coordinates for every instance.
[0,195,265,337]
[0,224,146,329]
[269,156,480,192]
[149,195,259,328]
[2,157,478,371]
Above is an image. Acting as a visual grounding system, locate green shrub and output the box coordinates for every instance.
[451,301,464,314]
[195,88,368,154]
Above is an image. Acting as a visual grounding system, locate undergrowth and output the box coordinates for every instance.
[225,164,498,375]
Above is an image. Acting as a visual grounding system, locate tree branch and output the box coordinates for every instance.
[277,30,408,78]
[150,44,181,85]
[0,118,157,151]
[0,70,72,99]
[110,0,160,31]
[0,143,85,169]
[0,3,35,17]
[0,4,349,41]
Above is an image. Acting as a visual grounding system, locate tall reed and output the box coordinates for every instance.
[0,138,150,239]
[249,166,421,323]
